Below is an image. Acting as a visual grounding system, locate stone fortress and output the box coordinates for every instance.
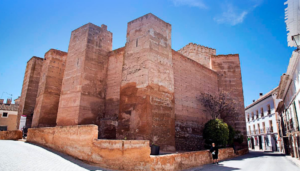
[17,13,246,152]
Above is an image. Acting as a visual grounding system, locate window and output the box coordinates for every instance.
[258,124,260,134]
[256,110,259,118]
[252,112,254,120]
[247,114,250,122]
[2,112,8,117]
[253,125,256,134]
[0,126,7,131]
[262,122,265,133]
[269,120,273,132]
[249,126,251,135]
[268,105,271,114]
[261,108,264,117]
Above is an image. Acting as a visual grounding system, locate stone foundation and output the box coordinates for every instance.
[0,130,22,140]
[27,125,248,170]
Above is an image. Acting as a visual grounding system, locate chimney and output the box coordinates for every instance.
[0,99,3,105]
[253,100,255,102]
[259,93,263,97]
[6,99,11,105]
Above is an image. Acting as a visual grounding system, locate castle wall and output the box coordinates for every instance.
[172,50,219,151]
[117,14,176,151]
[56,23,112,127]
[32,49,67,128]
[17,57,43,129]
[99,47,125,139]
[178,43,216,69]
[211,54,247,145]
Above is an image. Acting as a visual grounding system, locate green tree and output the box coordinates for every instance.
[203,119,229,148]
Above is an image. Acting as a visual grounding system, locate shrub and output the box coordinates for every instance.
[203,119,229,148]
[228,125,236,146]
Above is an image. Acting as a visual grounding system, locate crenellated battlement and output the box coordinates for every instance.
[128,13,171,27]
[178,43,216,53]
[178,43,216,68]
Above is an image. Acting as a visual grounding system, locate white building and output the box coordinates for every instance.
[245,88,280,152]
[275,50,300,158]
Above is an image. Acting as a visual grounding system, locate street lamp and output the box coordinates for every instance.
[292,34,300,49]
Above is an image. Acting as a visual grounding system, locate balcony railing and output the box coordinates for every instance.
[267,127,273,133]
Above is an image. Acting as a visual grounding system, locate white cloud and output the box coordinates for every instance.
[171,0,207,9]
[214,4,249,26]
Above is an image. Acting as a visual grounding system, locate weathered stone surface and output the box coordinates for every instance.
[56,23,112,127]
[32,49,67,128]
[27,125,151,170]
[178,43,216,68]
[150,148,237,171]
[99,47,125,139]
[0,130,22,140]
[19,13,247,153]
[211,54,247,147]
[17,57,43,129]
[27,125,248,171]
[172,50,219,151]
[117,13,175,152]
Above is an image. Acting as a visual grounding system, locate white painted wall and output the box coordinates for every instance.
[245,95,279,151]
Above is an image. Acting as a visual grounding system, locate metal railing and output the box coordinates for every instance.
[267,127,273,133]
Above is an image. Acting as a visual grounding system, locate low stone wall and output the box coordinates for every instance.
[27,125,248,171]
[236,148,249,156]
[0,130,22,140]
[150,147,236,170]
[27,125,151,170]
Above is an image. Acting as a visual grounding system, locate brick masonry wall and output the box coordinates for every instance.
[100,47,125,139]
[117,13,176,152]
[172,50,219,151]
[17,57,43,129]
[178,43,216,69]
[32,49,67,128]
[211,54,247,147]
[56,23,112,127]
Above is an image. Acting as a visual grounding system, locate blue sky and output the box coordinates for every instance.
[0,0,294,106]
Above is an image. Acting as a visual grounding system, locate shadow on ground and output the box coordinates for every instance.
[185,151,291,171]
[25,142,112,171]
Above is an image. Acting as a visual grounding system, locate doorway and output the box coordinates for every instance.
[251,137,255,149]
[259,136,263,150]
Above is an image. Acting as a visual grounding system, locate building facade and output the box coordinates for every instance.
[0,99,19,131]
[17,13,247,151]
[275,50,300,159]
[245,88,280,152]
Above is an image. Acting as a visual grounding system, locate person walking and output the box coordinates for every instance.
[210,143,219,164]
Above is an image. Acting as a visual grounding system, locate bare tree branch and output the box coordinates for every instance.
[198,91,239,127]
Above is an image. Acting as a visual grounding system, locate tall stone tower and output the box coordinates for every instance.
[117,13,176,151]
[17,57,43,129]
[32,49,67,128]
[56,23,112,127]
[211,54,247,146]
